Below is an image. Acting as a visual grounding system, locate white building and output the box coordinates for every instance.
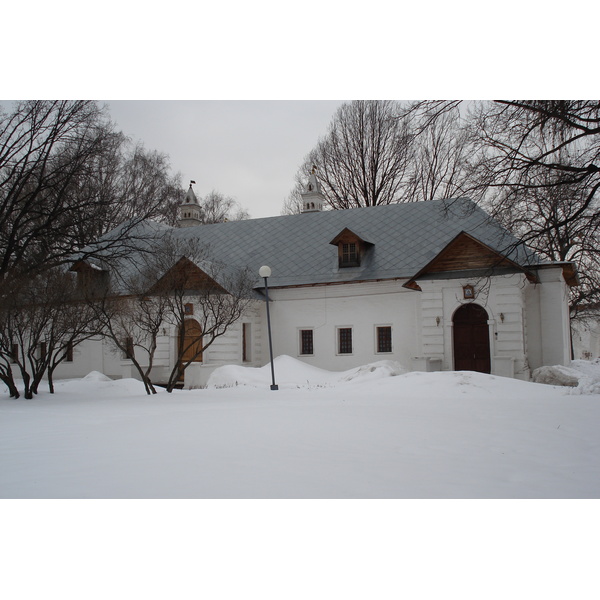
[58,180,578,387]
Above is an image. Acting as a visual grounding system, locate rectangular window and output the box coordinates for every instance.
[340,243,359,267]
[11,343,19,363]
[242,323,251,362]
[124,337,134,360]
[338,327,353,354]
[376,326,392,353]
[65,341,74,363]
[300,329,314,355]
[39,342,47,361]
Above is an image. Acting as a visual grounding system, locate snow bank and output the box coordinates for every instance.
[532,359,600,395]
[54,372,150,397]
[82,371,113,382]
[206,355,407,389]
[532,365,581,387]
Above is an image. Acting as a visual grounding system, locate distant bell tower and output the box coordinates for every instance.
[300,165,325,213]
[178,180,203,227]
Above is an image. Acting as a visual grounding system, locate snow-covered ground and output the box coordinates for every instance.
[2,356,599,599]
[2,355,599,499]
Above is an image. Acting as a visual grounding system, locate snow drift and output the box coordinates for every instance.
[206,354,407,388]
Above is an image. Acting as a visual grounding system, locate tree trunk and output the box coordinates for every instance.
[1,373,20,399]
[23,373,33,399]
[47,366,56,394]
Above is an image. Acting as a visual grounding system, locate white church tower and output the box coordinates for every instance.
[301,166,325,213]
[178,181,203,227]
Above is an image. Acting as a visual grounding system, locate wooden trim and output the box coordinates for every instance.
[403,231,535,289]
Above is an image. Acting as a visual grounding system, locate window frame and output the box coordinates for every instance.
[65,340,74,363]
[299,328,314,356]
[339,241,361,268]
[336,326,353,355]
[375,325,393,354]
[123,337,135,360]
[242,322,251,362]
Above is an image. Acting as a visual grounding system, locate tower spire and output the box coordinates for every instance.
[300,165,324,213]
[178,180,203,227]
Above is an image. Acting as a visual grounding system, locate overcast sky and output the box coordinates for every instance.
[105,101,346,219]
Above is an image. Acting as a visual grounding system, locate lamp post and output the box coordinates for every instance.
[259,265,278,391]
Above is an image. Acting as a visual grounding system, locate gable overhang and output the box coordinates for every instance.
[535,262,580,287]
[329,227,373,246]
[149,256,229,295]
[403,231,538,291]
[69,259,107,274]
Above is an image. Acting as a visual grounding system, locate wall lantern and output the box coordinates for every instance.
[259,265,278,391]
[436,316,441,327]
[500,313,505,323]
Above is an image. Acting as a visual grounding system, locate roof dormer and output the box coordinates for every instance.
[329,228,373,268]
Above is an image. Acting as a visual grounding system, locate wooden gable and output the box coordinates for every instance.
[404,231,535,291]
[329,227,370,247]
[69,260,109,297]
[329,228,373,268]
[149,257,227,295]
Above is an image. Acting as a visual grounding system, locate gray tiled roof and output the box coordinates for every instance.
[82,198,543,291]
[172,197,541,288]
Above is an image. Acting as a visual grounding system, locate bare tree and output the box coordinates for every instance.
[0,268,101,398]
[199,190,250,224]
[141,235,254,392]
[0,100,183,305]
[289,101,413,210]
[88,232,255,394]
[93,295,164,395]
[69,139,184,238]
[284,100,476,214]
[467,100,600,318]
[1,101,110,287]
[93,264,174,395]
[401,101,476,203]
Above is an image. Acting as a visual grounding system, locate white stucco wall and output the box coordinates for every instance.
[572,318,600,360]
[524,266,572,369]
[47,269,574,386]
[265,280,419,372]
[52,336,123,381]
[417,273,531,380]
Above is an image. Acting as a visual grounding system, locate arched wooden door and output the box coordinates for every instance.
[178,319,203,379]
[452,304,491,373]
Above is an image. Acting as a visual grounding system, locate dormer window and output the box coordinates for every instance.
[341,242,359,267]
[330,228,372,268]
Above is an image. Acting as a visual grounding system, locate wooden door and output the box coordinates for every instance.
[178,320,203,380]
[452,304,491,373]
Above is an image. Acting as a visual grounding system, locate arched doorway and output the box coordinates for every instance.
[452,303,491,373]
[178,319,203,379]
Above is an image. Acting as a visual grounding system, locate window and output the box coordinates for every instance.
[124,337,134,360]
[338,327,353,354]
[330,228,371,269]
[340,242,359,267]
[242,323,251,362]
[376,326,392,353]
[11,343,19,363]
[184,303,194,315]
[65,341,74,362]
[299,329,314,355]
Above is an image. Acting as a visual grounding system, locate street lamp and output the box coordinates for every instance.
[259,265,278,391]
